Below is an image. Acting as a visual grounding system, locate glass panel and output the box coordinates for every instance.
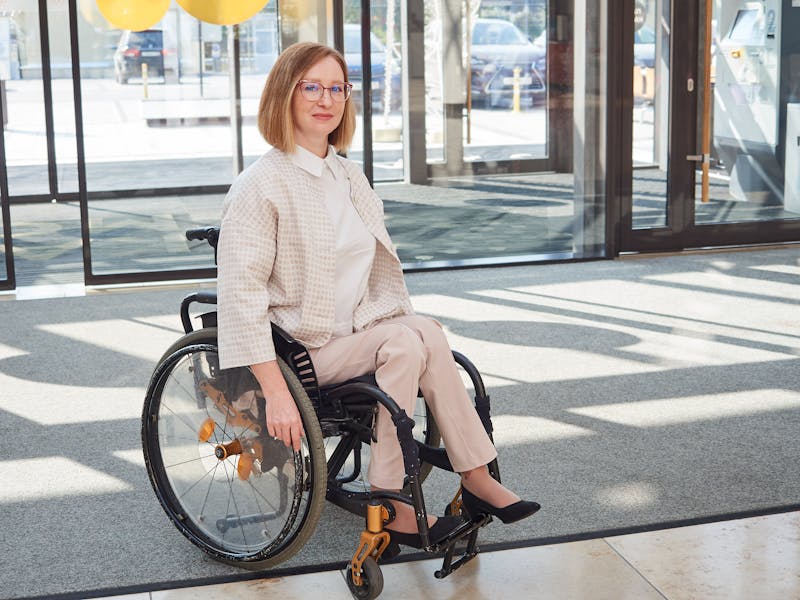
[88,5,280,276]
[464,8,548,162]
[344,4,405,181]
[1,3,82,287]
[10,200,83,286]
[0,235,6,282]
[631,0,668,229]
[698,0,800,224]
[88,194,221,276]
[425,2,548,166]
[0,191,7,281]
[76,5,236,192]
[378,0,605,264]
[241,4,280,170]
[1,3,50,197]
[48,1,78,194]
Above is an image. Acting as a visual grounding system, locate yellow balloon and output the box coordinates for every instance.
[80,0,108,28]
[176,0,270,26]
[95,0,170,31]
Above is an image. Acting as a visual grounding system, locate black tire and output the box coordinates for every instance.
[142,338,326,569]
[346,556,383,600]
[157,327,218,363]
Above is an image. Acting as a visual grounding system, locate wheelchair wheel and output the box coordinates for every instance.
[142,340,326,569]
[346,556,383,600]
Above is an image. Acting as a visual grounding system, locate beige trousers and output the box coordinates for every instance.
[308,314,497,489]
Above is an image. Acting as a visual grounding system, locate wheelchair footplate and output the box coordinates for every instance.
[346,488,493,599]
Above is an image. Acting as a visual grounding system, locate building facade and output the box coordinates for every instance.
[0,0,798,289]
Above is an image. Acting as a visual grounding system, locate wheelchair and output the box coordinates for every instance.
[141,227,501,600]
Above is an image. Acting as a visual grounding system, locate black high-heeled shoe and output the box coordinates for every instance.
[460,486,540,524]
[386,515,465,551]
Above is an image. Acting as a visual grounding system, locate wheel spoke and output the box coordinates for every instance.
[145,348,325,565]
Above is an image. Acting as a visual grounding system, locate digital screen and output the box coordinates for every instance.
[727,8,763,44]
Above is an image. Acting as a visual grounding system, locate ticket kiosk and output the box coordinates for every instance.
[714,0,800,208]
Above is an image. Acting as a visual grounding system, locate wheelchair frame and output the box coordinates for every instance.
[142,227,501,599]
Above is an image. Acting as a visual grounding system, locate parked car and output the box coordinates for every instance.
[114,29,165,84]
[470,18,546,109]
[344,24,402,113]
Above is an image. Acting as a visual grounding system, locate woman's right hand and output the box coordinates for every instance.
[264,387,305,451]
[250,360,305,451]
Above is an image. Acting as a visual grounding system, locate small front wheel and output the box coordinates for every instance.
[346,556,384,600]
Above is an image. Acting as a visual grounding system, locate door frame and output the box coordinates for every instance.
[617,0,800,255]
[0,110,12,290]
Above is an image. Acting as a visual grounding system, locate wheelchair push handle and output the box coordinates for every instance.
[180,291,218,334]
[185,226,220,249]
[186,226,221,265]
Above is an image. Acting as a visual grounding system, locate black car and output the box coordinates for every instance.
[470,18,546,109]
[344,24,402,114]
[114,29,165,84]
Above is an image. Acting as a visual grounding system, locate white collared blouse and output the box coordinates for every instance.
[290,145,376,338]
[216,146,413,370]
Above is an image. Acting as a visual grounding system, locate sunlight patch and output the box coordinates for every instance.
[0,457,131,503]
[38,318,179,361]
[0,380,143,425]
[0,341,27,360]
[112,449,146,468]
[568,389,800,427]
[646,271,798,302]
[750,264,800,277]
[491,415,594,445]
[595,481,658,509]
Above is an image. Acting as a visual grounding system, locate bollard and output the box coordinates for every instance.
[512,66,521,113]
[142,63,149,99]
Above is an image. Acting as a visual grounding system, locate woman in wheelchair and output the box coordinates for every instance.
[215,41,540,553]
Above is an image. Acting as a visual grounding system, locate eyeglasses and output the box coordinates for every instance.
[296,80,353,102]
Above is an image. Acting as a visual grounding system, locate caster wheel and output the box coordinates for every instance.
[346,556,384,600]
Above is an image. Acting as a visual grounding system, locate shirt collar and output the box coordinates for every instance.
[291,144,342,180]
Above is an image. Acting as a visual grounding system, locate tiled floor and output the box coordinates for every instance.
[86,511,799,600]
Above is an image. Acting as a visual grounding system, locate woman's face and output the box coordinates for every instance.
[292,55,347,154]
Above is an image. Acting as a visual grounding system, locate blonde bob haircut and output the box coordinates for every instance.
[258,42,356,154]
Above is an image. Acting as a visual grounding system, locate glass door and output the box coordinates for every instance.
[691,0,800,244]
[0,118,11,290]
[620,0,800,254]
[620,0,696,253]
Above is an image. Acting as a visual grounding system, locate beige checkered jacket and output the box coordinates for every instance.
[216,148,414,369]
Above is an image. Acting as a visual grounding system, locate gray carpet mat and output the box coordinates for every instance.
[1,247,799,599]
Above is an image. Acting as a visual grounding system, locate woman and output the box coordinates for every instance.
[217,42,539,549]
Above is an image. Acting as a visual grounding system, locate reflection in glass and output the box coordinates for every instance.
[2,3,50,197]
[631,0,667,230]
[88,194,221,275]
[425,4,548,166]
[74,4,240,192]
[0,217,6,279]
[343,13,404,181]
[697,1,800,225]
[375,0,605,264]
[464,16,547,162]
[241,5,279,169]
